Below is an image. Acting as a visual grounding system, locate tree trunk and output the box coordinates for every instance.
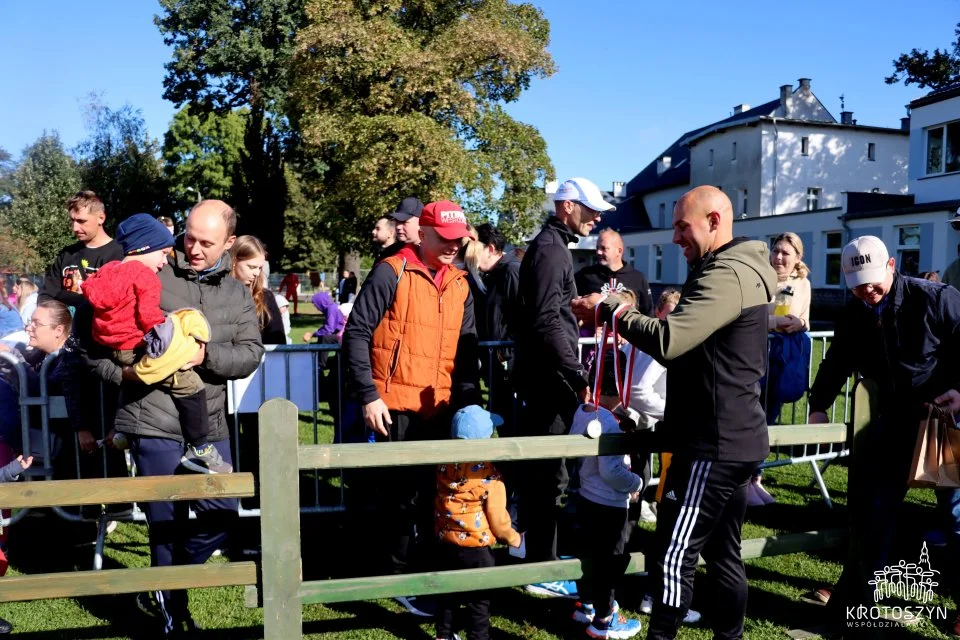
[339,252,361,277]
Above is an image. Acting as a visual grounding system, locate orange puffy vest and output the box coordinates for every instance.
[370,253,469,417]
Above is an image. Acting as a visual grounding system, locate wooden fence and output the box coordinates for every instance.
[0,381,875,639]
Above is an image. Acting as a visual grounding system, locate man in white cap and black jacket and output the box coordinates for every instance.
[805,235,960,638]
[513,177,614,598]
[574,185,777,640]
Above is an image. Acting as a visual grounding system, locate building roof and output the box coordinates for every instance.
[679,99,782,146]
[843,198,960,221]
[595,194,652,235]
[624,127,703,198]
[909,82,960,109]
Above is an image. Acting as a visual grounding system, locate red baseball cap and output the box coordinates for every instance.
[420,200,470,240]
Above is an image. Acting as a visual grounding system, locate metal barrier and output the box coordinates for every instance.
[1,330,851,560]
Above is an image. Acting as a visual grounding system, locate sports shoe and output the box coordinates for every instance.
[435,635,462,640]
[753,481,775,505]
[0,617,12,634]
[180,444,232,474]
[799,587,832,606]
[395,595,436,617]
[105,520,118,535]
[586,612,642,639]
[639,500,657,523]
[639,595,701,623]
[525,580,579,598]
[573,600,620,623]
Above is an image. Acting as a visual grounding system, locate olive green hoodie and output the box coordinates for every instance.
[599,238,778,462]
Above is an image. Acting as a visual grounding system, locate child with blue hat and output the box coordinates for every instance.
[82,213,229,474]
[434,404,524,640]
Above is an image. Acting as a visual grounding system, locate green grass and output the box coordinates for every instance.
[2,454,954,639]
[2,333,954,638]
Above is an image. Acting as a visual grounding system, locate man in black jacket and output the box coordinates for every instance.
[468,223,520,437]
[513,177,613,593]
[575,186,777,640]
[99,200,264,636]
[807,235,960,637]
[575,228,652,315]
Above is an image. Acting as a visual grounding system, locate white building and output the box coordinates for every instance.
[577,78,959,319]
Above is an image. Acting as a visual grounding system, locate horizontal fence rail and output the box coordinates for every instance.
[0,472,256,604]
[297,424,848,470]
[258,381,870,639]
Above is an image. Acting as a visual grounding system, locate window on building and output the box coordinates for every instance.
[926,122,960,175]
[738,188,748,216]
[825,231,843,286]
[897,225,921,277]
[653,245,663,282]
[801,137,810,156]
[658,203,666,228]
[806,187,822,211]
[732,141,737,161]
[709,149,714,166]
[867,142,876,161]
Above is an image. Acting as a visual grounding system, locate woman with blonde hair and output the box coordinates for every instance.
[229,235,286,346]
[768,232,811,333]
[752,232,813,506]
[13,278,38,327]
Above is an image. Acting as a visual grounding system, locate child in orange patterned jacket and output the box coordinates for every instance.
[434,405,523,640]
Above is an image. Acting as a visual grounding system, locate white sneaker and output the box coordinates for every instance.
[639,501,657,523]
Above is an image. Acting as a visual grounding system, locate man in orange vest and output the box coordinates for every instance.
[342,199,480,617]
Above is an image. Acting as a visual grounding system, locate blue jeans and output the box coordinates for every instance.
[130,436,239,631]
[937,487,960,605]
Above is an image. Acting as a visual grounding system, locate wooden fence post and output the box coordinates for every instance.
[259,398,303,639]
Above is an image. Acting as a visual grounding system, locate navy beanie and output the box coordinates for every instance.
[117,214,175,256]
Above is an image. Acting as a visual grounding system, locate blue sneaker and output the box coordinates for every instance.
[525,580,579,598]
[586,613,642,639]
[572,600,620,623]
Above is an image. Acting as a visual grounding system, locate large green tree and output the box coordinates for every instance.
[292,0,556,249]
[885,22,960,90]
[76,100,166,219]
[0,134,81,269]
[155,0,307,257]
[163,105,247,211]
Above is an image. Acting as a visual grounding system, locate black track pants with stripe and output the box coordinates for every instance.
[647,456,760,640]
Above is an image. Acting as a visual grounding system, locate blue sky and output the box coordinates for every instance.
[1,0,957,192]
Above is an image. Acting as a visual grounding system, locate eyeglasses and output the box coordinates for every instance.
[27,319,56,329]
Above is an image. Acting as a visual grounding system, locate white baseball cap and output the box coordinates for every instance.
[841,236,890,288]
[553,177,616,212]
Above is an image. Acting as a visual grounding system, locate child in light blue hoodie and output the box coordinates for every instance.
[569,351,643,639]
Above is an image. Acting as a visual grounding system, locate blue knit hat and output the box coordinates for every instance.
[117,214,175,256]
[451,405,504,440]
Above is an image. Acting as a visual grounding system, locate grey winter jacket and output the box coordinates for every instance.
[110,247,264,442]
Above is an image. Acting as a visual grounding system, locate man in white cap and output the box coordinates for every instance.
[806,235,960,637]
[941,207,960,288]
[513,177,614,598]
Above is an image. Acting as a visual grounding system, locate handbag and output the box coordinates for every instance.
[908,403,960,488]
